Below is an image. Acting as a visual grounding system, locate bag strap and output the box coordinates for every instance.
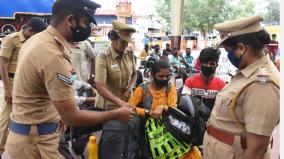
[140,82,171,110]
[140,82,153,110]
[228,78,280,129]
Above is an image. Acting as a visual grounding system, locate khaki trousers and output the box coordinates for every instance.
[0,99,12,154]
[5,126,63,159]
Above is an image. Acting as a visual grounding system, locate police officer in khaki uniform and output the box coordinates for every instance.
[5,0,135,159]
[0,17,47,156]
[203,16,280,159]
[70,39,96,82]
[95,20,138,158]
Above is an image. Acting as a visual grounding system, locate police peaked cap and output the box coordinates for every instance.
[29,17,47,32]
[63,0,101,25]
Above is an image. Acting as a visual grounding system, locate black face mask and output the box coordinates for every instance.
[201,65,216,77]
[71,21,91,42]
[186,53,191,56]
[153,76,170,88]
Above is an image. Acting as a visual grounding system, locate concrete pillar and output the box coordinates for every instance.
[170,0,185,50]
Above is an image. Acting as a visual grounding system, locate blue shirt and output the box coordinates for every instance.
[142,37,150,46]
[184,54,194,65]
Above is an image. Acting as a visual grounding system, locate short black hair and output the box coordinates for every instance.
[186,48,191,51]
[107,30,120,40]
[51,0,86,25]
[151,60,170,75]
[199,47,221,63]
[223,30,271,53]
[166,43,170,46]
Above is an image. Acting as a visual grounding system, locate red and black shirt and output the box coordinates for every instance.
[182,74,226,110]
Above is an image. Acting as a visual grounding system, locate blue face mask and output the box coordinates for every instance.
[70,74,77,82]
[227,50,240,68]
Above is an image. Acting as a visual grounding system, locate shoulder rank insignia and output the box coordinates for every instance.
[257,67,269,83]
[57,73,72,85]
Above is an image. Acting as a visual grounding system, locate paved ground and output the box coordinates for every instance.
[0,78,280,158]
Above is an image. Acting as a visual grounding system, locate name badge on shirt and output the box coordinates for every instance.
[111,64,118,68]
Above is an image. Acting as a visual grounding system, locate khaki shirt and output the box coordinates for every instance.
[70,40,96,82]
[0,31,26,81]
[11,26,74,124]
[95,46,136,110]
[209,54,280,137]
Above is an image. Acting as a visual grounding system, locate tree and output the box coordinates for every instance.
[156,0,255,46]
[184,0,229,45]
[156,0,171,31]
[225,0,255,20]
[265,0,280,24]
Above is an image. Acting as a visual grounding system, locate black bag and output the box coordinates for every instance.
[177,95,211,146]
[70,106,105,138]
[162,107,198,144]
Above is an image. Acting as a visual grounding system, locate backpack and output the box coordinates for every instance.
[177,95,211,146]
[138,82,191,158]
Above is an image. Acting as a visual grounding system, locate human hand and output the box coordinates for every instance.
[113,106,136,123]
[122,89,132,101]
[59,120,67,134]
[150,105,166,119]
[4,87,13,104]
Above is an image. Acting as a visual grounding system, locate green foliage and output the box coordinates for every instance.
[226,0,255,20]
[155,0,255,35]
[156,0,171,31]
[265,0,280,23]
[184,0,228,35]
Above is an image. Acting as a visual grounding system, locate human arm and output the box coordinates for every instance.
[243,82,279,159]
[85,41,96,84]
[0,57,12,103]
[244,133,270,159]
[0,36,15,104]
[43,51,135,126]
[122,57,137,101]
[128,86,145,117]
[53,99,135,126]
